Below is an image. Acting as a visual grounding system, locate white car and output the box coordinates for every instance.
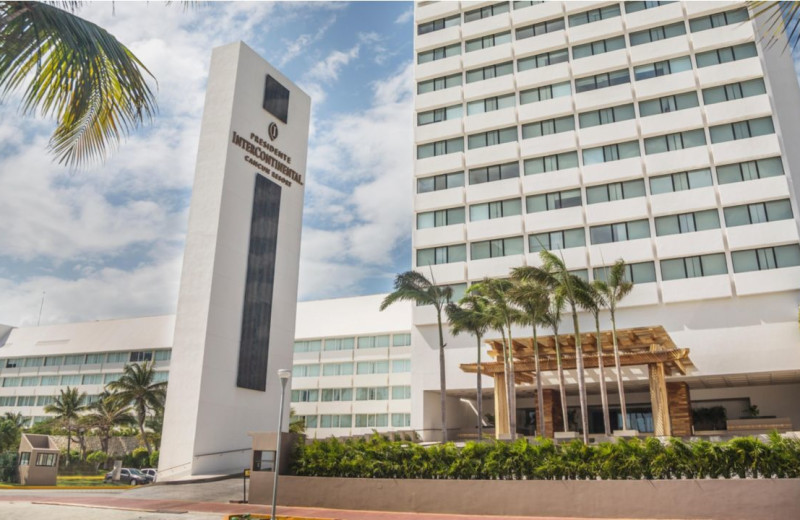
[141,468,158,482]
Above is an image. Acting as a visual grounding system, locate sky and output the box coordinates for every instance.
[0,1,416,326]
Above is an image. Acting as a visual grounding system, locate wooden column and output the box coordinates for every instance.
[648,362,671,437]
[667,382,693,437]
[541,389,561,439]
[494,373,509,439]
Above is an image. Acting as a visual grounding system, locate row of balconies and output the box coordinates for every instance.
[291,346,413,364]
[291,400,412,416]
[291,372,413,391]
[0,360,168,377]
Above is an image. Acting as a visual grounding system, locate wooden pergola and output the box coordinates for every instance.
[459,326,694,438]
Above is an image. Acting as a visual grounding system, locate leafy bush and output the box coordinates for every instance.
[0,452,17,483]
[149,450,159,468]
[292,432,800,480]
[124,447,150,468]
[86,451,108,471]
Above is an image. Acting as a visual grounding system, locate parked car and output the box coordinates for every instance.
[104,468,153,485]
[141,468,158,482]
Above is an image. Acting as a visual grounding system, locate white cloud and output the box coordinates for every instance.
[395,7,413,25]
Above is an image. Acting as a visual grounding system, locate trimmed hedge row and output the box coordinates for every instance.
[292,433,800,480]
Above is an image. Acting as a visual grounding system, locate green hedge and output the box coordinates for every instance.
[292,433,800,480]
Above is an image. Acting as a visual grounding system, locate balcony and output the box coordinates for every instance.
[415,152,464,177]
[415,87,463,113]
[718,175,791,207]
[615,283,660,308]
[649,187,717,217]
[703,95,773,127]
[463,43,514,70]
[524,206,584,233]
[566,15,624,45]
[624,2,684,32]
[467,254,526,279]
[634,70,695,101]
[526,247,587,271]
[734,266,800,296]
[465,141,519,169]
[697,58,764,89]
[463,74,516,103]
[414,262,467,285]
[710,134,782,168]
[638,108,705,139]
[415,188,465,213]
[415,1,460,23]
[684,1,743,17]
[582,156,644,185]
[416,118,463,144]
[690,19,756,54]
[463,107,517,134]
[467,216,525,242]
[465,177,521,204]
[571,49,629,78]
[511,1,564,26]
[521,167,581,194]
[416,55,462,82]
[513,30,568,58]
[462,12,512,39]
[578,119,638,149]
[726,220,800,251]
[519,131,577,160]
[585,197,649,226]
[574,83,635,112]
[629,37,691,67]
[518,96,574,125]
[415,25,461,53]
[414,225,466,250]
[661,275,732,303]
[655,229,726,259]
[516,62,571,91]
[588,238,654,265]
[644,146,711,177]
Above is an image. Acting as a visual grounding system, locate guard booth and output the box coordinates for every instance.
[247,432,296,505]
[18,434,60,485]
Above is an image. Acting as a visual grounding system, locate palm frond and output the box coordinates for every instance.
[749,1,800,52]
[0,2,157,168]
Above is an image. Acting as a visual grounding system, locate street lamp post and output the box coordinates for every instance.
[271,368,291,520]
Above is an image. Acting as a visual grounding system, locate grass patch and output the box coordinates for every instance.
[56,477,129,487]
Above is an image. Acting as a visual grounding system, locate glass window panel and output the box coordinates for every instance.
[471,241,491,260]
[694,209,720,230]
[586,185,608,204]
[661,258,685,280]
[504,237,524,255]
[655,215,680,236]
[724,206,750,227]
[590,225,613,244]
[732,250,759,272]
[775,245,800,268]
[749,204,768,224]
[529,233,550,252]
[582,147,604,165]
[701,254,728,276]
[766,200,793,221]
[710,124,734,143]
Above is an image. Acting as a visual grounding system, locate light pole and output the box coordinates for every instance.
[271,368,291,520]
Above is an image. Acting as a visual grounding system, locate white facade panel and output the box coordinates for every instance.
[661,275,733,303]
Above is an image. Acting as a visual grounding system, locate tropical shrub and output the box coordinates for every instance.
[292,433,800,480]
[86,451,108,472]
[0,452,17,483]
[124,447,150,468]
[149,450,159,468]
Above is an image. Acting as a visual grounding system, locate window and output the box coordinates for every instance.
[582,141,640,165]
[417,207,466,229]
[690,8,748,32]
[466,61,513,83]
[724,200,793,227]
[357,335,390,349]
[62,355,83,366]
[521,116,574,139]
[23,357,43,368]
[710,117,775,143]
[575,69,630,93]
[634,56,692,80]
[129,351,152,363]
[514,1,543,8]
[323,337,355,351]
[471,236,525,260]
[629,22,686,45]
[417,244,467,266]
[392,333,411,347]
[529,228,585,252]
[660,254,728,280]
[569,4,621,26]
[19,452,31,466]
[153,372,168,383]
[524,152,578,175]
[44,356,64,367]
[355,413,389,428]
[36,453,57,467]
[292,364,320,377]
[703,78,766,105]
[650,168,713,195]
[2,378,20,387]
[319,414,352,428]
[356,387,389,401]
[644,129,707,154]
[418,73,462,94]
[290,389,319,403]
[469,199,522,221]
[516,17,565,39]
[253,450,275,471]
[293,340,322,353]
[732,245,800,273]
[104,373,122,384]
[392,386,412,399]
[392,413,412,428]
[85,354,104,364]
[154,350,171,362]
[356,361,390,375]
[297,415,318,428]
[466,31,511,52]
[40,376,59,386]
[417,104,463,126]
[594,262,657,283]
[586,179,645,204]
[36,396,56,406]
[639,92,699,117]
[105,352,127,364]
[590,220,651,244]
[60,375,81,385]
[717,157,784,184]
[572,36,625,59]
[517,49,568,71]
[521,83,570,107]
[17,396,35,406]
[4,359,17,368]
[625,1,673,13]
[464,2,510,23]
[579,104,634,128]
[0,396,16,406]
[322,362,354,376]
[417,43,461,64]
[467,127,517,149]
[392,359,411,373]
[20,376,38,387]
[526,189,582,212]
[696,43,758,68]
[417,14,460,35]
[469,163,519,185]
[655,209,721,236]
[467,93,515,115]
[321,388,353,402]
[417,137,464,158]
[417,172,464,193]
[81,374,103,385]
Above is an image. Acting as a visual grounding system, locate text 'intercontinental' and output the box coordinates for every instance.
[231,131,304,187]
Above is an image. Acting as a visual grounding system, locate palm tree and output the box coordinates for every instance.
[0,2,157,168]
[446,292,492,440]
[514,250,591,443]
[541,293,568,433]
[594,259,634,432]
[85,391,135,454]
[507,278,549,438]
[2,412,25,430]
[381,271,452,441]
[582,284,611,436]
[468,278,524,439]
[44,386,87,465]
[748,2,800,51]
[106,361,167,454]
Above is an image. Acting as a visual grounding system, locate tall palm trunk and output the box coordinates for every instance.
[138,403,152,454]
[553,325,568,432]
[505,323,518,440]
[475,334,483,441]
[571,307,590,444]
[65,420,72,466]
[533,325,545,438]
[611,312,629,431]
[499,329,513,437]
[595,315,611,435]
[436,311,448,442]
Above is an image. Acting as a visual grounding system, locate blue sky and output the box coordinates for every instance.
[0,1,416,326]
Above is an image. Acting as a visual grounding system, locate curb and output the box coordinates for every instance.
[0,485,129,490]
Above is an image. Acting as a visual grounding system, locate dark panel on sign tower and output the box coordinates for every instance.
[237,173,281,391]
[263,75,290,123]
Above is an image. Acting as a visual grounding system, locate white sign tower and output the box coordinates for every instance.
[159,42,310,479]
